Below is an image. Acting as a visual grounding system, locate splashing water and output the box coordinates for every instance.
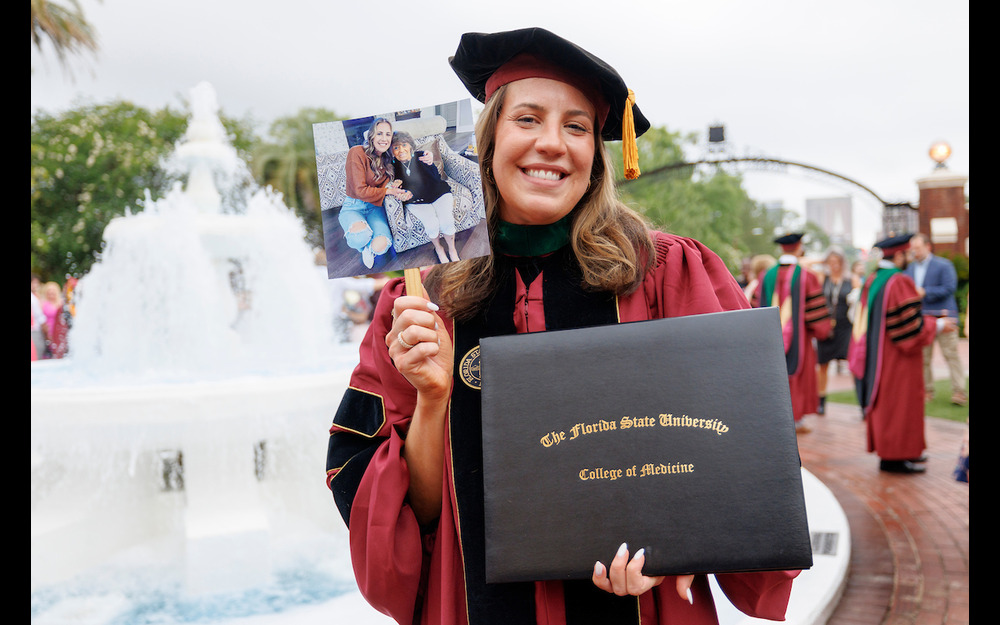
[62,80,334,385]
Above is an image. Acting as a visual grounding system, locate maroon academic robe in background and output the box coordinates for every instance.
[751,262,831,422]
[327,231,799,625]
[849,268,937,461]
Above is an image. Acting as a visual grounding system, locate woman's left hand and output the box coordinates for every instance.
[592,543,695,602]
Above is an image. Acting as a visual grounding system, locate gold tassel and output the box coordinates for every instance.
[622,89,640,180]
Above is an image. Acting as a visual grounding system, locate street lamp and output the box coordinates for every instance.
[929,141,952,168]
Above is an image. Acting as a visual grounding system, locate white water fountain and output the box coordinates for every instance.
[30,82,376,623]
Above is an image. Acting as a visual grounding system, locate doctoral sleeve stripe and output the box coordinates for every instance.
[330,386,387,438]
[326,441,380,526]
[804,302,831,323]
[887,297,922,317]
[886,300,922,325]
[890,324,923,343]
[888,315,924,342]
[886,301,924,342]
[325,386,389,526]
[327,430,382,477]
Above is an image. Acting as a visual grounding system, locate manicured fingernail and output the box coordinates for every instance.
[687,588,694,605]
[594,561,604,576]
[427,301,440,311]
[634,548,645,559]
[617,543,628,557]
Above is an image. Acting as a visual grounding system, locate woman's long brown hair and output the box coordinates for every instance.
[364,117,395,180]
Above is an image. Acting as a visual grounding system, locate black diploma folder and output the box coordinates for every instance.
[479,307,813,583]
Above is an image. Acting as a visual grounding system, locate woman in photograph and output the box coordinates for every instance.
[339,117,410,269]
[327,27,800,625]
[391,131,461,263]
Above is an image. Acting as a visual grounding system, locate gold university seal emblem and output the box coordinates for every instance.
[459,345,481,390]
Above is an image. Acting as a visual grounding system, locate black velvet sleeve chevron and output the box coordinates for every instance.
[326,387,387,526]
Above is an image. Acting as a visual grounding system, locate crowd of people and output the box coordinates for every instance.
[30,273,76,361]
[740,230,967,477]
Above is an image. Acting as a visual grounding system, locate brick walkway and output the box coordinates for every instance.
[795,340,969,624]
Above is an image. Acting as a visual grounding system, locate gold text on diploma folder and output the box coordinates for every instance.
[539,413,731,448]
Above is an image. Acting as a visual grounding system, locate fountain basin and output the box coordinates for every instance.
[31,365,353,594]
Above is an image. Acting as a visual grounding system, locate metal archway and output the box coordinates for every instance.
[617,156,906,210]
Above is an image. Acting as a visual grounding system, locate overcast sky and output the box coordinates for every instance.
[31,0,969,249]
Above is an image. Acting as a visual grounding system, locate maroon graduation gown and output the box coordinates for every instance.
[327,231,799,625]
[751,263,831,421]
[848,268,937,461]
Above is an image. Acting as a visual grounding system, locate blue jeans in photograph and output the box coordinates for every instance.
[338,197,394,263]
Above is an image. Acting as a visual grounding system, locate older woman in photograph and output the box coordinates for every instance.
[340,117,411,269]
[391,131,461,263]
[327,27,799,625]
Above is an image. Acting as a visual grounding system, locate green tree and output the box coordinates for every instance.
[31,100,258,280]
[251,107,344,249]
[611,126,776,271]
[736,193,789,259]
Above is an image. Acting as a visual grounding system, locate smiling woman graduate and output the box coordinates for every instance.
[326,27,800,625]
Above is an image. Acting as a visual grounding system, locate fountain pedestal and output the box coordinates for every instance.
[180,414,272,595]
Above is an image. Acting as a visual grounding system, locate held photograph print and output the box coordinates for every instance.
[313,98,489,280]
